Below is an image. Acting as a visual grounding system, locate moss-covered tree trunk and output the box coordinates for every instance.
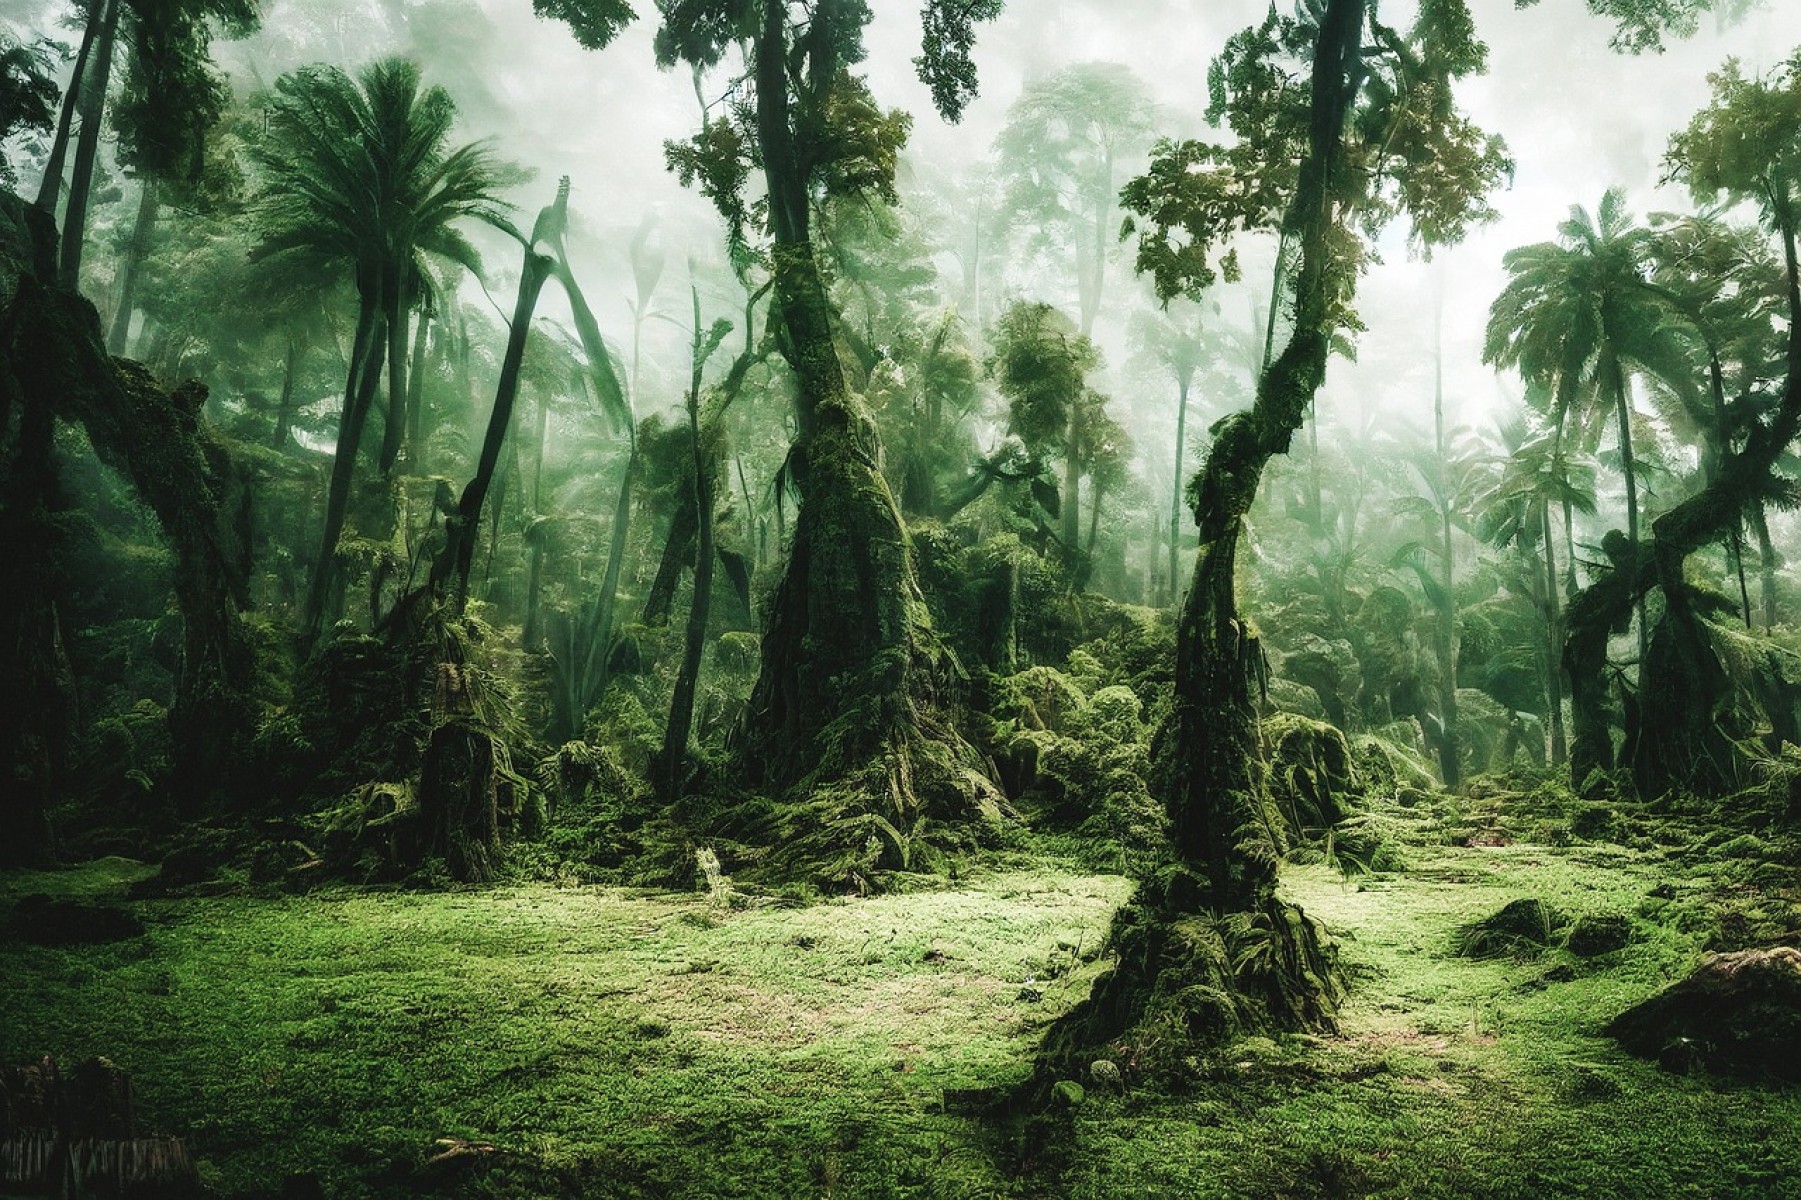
[1041,0,1363,1069]
[3,195,254,819]
[739,4,988,838]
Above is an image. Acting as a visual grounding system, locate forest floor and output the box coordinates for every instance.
[3,790,1800,1198]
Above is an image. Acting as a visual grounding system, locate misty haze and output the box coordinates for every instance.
[3,0,1801,1195]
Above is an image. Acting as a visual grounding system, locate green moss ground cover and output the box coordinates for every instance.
[3,813,1798,1198]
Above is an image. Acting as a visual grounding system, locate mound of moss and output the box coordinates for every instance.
[1454,898,1566,960]
[1606,947,1801,1081]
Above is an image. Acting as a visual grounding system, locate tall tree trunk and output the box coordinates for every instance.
[406,305,431,473]
[643,481,697,626]
[522,385,552,649]
[378,264,411,476]
[1168,375,1189,607]
[1432,314,1460,786]
[432,246,550,607]
[1607,352,1647,664]
[32,0,100,217]
[737,0,992,839]
[1542,504,1567,767]
[1043,0,1363,1068]
[56,0,121,291]
[272,331,302,449]
[1753,503,1778,633]
[660,292,717,800]
[106,178,156,354]
[303,284,386,640]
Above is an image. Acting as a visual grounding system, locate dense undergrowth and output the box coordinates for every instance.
[4,773,1798,1199]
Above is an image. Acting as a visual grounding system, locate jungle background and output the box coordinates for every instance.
[3,0,1801,1195]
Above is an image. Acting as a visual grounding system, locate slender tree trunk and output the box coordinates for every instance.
[272,331,301,449]
[1432,312,1459,786]
[304,285,386,640]
[406,300,431,473]
[57,0,121,291]
[522,385,552,649]
[661,291,716,800]
[1168,376,1189,607]
[432,248,550,607]
[644,484,697,626]
[379,264,411,476]
[1608,353,1647,665]
[33,2,99,217]
[1753,504,1778,632]
[1542,504,1567,767]
[106,178,156,354]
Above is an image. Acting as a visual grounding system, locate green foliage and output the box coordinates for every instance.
[1123,0,1509,304]
[1517,0,1736,54]
[1667,49,1801,237]
[914,0,1002,123]
[532,0,635,51]
[251,57,522,288]
[0,32,59,190]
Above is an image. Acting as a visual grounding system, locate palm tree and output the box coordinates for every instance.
[251,57,517,640]
[1476,412,1600,768]
[1646,212,1789,629]
[1484,189,1676,657]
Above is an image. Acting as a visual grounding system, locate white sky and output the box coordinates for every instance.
[21,0,1801,459]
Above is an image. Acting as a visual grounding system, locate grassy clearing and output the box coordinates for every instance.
[0,863,1127,1197]
[3,804,1799,1198]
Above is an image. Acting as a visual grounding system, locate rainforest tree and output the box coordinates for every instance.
[543,0,1006,871]
[251,57,518,641]
[1039,0,1511,1065]
[1561,48,1801,796]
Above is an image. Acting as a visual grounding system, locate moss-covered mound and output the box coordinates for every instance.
[1454,897,1566,960]
[1606,947,1801,1080]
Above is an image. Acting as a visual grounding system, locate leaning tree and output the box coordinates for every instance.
[1038,0,1511,1067]
[1563,48,1801,798]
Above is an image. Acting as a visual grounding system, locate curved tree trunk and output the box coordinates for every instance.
[1041,0,1364,1069]
[303,281,386,641]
